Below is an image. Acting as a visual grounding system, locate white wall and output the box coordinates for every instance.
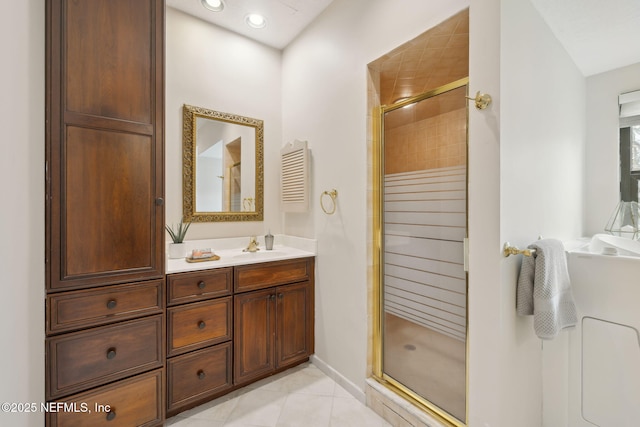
[168,7,618,426]
[282,1,586,427]
[467,0,503,424]
[585,62,640,236]
[166,8,283,239]
[281,0,469,397]
[498,1,586,426]
[0,1,44,426]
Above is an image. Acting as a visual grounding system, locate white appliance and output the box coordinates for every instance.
[567,235,640,427]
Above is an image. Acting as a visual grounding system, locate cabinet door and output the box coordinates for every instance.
[234,289,275,385]
[276,282,313,368]
[46,0,164,291]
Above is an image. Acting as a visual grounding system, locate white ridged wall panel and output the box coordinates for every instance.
[384,166,466,341]
[281,139,309,212]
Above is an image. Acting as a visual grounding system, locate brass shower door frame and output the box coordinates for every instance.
[372,77,470,427]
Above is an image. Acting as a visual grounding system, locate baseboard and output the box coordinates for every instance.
[309,354,366,404]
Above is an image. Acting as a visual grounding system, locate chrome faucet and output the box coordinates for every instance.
[243,236,260,253]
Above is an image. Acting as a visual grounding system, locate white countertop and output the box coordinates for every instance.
[166,235,317,274]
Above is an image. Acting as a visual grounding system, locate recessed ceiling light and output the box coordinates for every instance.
[201,0,224,12]
[245,13,266,29]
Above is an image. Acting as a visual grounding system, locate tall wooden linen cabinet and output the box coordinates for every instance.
[45,1,165,425]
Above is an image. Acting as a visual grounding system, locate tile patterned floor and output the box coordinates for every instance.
[165,363,390,427]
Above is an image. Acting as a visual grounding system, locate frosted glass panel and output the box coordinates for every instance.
[381,85,468,423]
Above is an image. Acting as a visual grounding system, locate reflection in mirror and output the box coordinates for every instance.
[183,105,263,222]
[619,90,640,202]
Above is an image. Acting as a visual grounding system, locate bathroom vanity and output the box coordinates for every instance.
[45,1,166,426]
[46,238,314,425]
[44,1,314,424]
[164,239,315,418]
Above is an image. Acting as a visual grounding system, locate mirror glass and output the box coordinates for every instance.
[183,104,263,222]
[619,90,640,202]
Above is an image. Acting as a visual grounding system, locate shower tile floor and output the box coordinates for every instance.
[165,363,390,427]
[383,313,466,422]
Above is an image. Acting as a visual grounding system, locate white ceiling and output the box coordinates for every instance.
[166,0,334,49]
[531,0,640,76]
[167,0,640,75]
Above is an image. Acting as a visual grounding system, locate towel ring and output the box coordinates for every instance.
[320,189,338,215]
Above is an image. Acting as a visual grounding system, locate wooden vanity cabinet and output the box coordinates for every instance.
[46,0,165,292]
[165,257,315,416]
[45,1,165,425]
[165,268,233,416]
[234,258,314,386]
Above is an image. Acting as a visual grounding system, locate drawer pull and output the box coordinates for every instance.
[106,299,117,309]
[278,293,284,299]
[197,369,206,380]
[270,294,276,301]
[197,280,206,289]
[106,410,116,421]
[198,321,206,329]
[106,348,117,360]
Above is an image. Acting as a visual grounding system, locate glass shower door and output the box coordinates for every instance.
[378,81,468,425]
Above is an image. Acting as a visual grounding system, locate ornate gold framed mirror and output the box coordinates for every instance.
[182,104,264,222]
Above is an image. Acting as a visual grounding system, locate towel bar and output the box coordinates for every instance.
[503,242,536,257]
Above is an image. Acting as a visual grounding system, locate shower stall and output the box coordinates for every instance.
[373,79,469,426]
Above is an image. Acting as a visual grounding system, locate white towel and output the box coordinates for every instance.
[516,239,577,340]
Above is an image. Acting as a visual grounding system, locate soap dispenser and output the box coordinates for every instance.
[265,230,274,250]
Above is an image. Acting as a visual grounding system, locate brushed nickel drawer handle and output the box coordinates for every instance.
[197,281,206,289]
[197,370,206,380]
[106,299,117,309]
[198,321,206,329]
[106,348,117,360]
[106,410,116,421]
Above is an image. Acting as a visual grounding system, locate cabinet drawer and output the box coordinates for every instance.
[47,280,163,334]
[234,258,313,293]
[167,268,231,306]
[47,369,163,427]
[47,315,163,399]
[167,342,232,413]
[168,297,232,356]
